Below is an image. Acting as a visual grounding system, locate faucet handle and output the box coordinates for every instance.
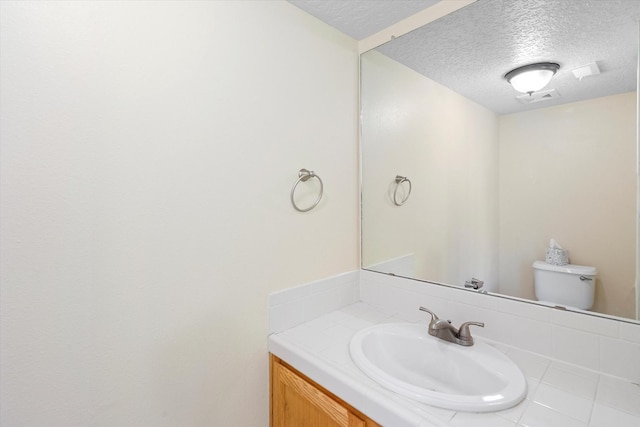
[419,306,439,322]
[457,321,485,345]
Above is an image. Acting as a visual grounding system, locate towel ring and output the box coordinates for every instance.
[393,175,412,206]
[291,168,323,212]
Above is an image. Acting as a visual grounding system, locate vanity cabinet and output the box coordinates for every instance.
[270,355,380,427]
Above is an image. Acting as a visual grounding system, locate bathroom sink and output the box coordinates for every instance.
[349,323,527,412]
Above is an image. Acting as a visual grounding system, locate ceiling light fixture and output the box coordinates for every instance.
[504,62,560,95]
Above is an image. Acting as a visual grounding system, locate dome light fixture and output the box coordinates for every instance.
[504,62,560,95]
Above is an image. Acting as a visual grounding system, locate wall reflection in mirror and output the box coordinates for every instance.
[361,0,640,321]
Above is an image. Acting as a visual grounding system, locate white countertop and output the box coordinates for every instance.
[268,302,640,427]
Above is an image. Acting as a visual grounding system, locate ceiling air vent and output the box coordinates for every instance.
[516,89,561,105]
[572,62,601,80]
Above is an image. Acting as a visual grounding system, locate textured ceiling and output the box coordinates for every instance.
[289,0,640,115]
[287,0,439,39]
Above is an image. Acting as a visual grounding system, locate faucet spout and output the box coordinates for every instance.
[430,319,459,342]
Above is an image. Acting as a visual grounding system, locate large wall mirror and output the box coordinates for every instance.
[361,0,640,322]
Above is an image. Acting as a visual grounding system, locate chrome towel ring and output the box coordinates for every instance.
[393,175,412,206]
[291,168,324,212]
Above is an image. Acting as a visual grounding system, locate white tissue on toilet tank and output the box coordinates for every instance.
[545,238,569,265]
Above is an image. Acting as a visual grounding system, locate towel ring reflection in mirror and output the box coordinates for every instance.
[291,168,324,212]
[393,175,412,206]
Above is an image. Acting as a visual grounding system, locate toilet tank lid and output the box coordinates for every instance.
[533,260,597,275]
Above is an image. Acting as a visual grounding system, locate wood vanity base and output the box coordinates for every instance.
[270,354,380,427]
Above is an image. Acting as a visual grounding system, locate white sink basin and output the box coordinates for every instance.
[349,323,527,412]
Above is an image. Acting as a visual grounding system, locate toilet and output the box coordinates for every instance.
[532,260,597,310]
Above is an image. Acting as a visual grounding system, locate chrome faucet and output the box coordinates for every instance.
[464,278,484,290]
[419,307,484,346]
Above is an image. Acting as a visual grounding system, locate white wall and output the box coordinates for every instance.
[499,92,637,318]
[0,1,359,425]
[361,50,500,290]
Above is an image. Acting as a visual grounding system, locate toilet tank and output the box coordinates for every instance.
[532,261,597,310]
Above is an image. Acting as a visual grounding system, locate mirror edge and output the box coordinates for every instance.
[362,268,640,325]
[357,0,476,54]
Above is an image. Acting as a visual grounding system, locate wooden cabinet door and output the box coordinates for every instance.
[271,358,366,427]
